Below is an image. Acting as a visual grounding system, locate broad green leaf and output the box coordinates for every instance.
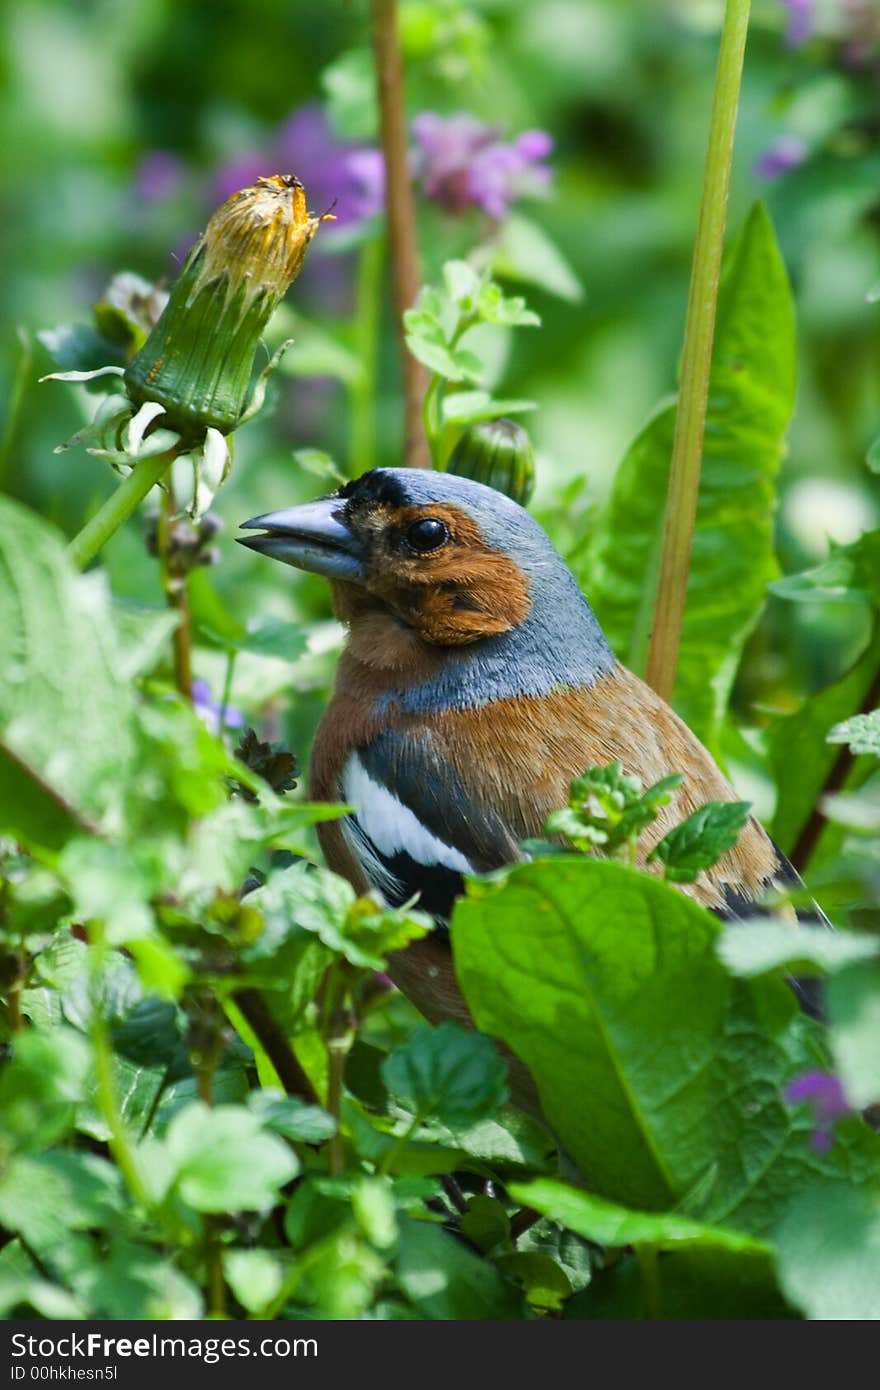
[351,1176,398,1249]
[201,617,309,663]
[0,1027,91,1152]
[719,921,880,978]
[395,1218,525,1320]
[70,1238,203,1319]
[452,858,880,1233]
[381,1023,508,1128]
[581,204,796,750]
[769,631,880,852]
[0,498,136,849]
[775,1184,880,1320]
[828,963,880,1109]
[247,1090,337,1143]
[164,1102,299,1212]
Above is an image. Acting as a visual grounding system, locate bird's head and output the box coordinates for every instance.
[238,468,614,693]
[238,468,564,648]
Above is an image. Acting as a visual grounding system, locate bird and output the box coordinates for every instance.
[238,467,817,1056]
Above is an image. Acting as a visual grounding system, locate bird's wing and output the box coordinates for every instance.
[336,728,522,923]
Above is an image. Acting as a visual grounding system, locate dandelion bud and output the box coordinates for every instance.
[124,175,332,436]
[445,417,535,506]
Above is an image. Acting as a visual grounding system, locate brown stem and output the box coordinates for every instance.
[158,487,193,700]
[232,987,321,1104]
[372,0,431,469]
[510,1206,542,1241]
[789,663,880,874]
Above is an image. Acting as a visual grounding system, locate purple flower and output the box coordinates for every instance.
[779,0,814,48]
[134,151,184,203]
[412,113,553,220]
[755,135,808,180]
[192,678,245,737]
[213,105,384,233]
[785,1070,853,1152]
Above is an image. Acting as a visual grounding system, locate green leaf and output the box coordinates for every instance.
[452,858,880,1233]
[0,499,137,850]
[770,531,880,606]
[775,1184,880,1320]
[247,1089,337,1143]
[224,1249,285,1314]
[828,963,880,1109]
[648,800,751,883]
[381,1023,508,1127]
[476,282,540,327]
[719,921,880,978]
[443,259,481,308]
[395,1218,525,1320]
[492,213,584,303]
[164,1102,299,1212]
[441,390,536,426]
[829,710,880,757]
[351,1175,398,1249]
[510,1178,772,1255]
[0,1026,91,1151]
[769,630,880,852]
[582,204,796,750]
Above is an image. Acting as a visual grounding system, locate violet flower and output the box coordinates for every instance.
[779,0,815,48]
[785,1070,854,1152]
[412,113,553,220]
[192,678,245,737]
[755,135,808,180]
[134,151,184,203]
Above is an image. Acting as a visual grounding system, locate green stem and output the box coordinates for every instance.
[422,314,477,469]
[349,235,383,477]
[68,448,177,571]
[0,329,33,490]
[158,483,193,700]
[219,650,237,738]
[645,0,751,701]
[88,928,152,1210]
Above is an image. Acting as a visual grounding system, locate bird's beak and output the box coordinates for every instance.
[236,499,366,582]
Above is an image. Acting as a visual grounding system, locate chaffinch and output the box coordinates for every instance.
[239,467,813,1043]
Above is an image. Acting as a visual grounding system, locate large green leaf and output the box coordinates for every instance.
[0,496,136,850]
[775,1184,880,1320]
[580,203,795,750]
[452,859,880,1234]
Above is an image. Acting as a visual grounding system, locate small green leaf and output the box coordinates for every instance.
[224,1249,285,1314]
[828,709,880,757]
[395,1218,525,1319]
[649,800,751,883]
[492,213,584,303]
[381,1022,508,1128]
[247,1090,337,1143]
[164,1102,299,1212]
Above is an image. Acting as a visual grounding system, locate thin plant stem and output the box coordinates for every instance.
[349,234,383,477]
[68,448,177,570]
[219,649,237,737]
[645,0,751,700]
[0,328,33,489]
[157,483,194,701]
[371,0,431,469]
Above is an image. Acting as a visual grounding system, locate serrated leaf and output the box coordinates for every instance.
[649,800,751,883]
[829,710,880,757]
[0,500,137,849]
[381,1022,508,1128]
[581,204,796,751]
[453,858,880,1234]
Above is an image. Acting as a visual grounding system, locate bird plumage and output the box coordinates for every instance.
[239,467,806,1040]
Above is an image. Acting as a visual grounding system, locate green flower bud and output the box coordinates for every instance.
[124,175,331,437]
[444,417,536,506]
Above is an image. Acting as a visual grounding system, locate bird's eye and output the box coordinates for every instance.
[405,517,449,553]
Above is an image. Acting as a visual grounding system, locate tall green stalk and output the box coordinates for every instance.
[645,0,751,701]
[68,449,177,571]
